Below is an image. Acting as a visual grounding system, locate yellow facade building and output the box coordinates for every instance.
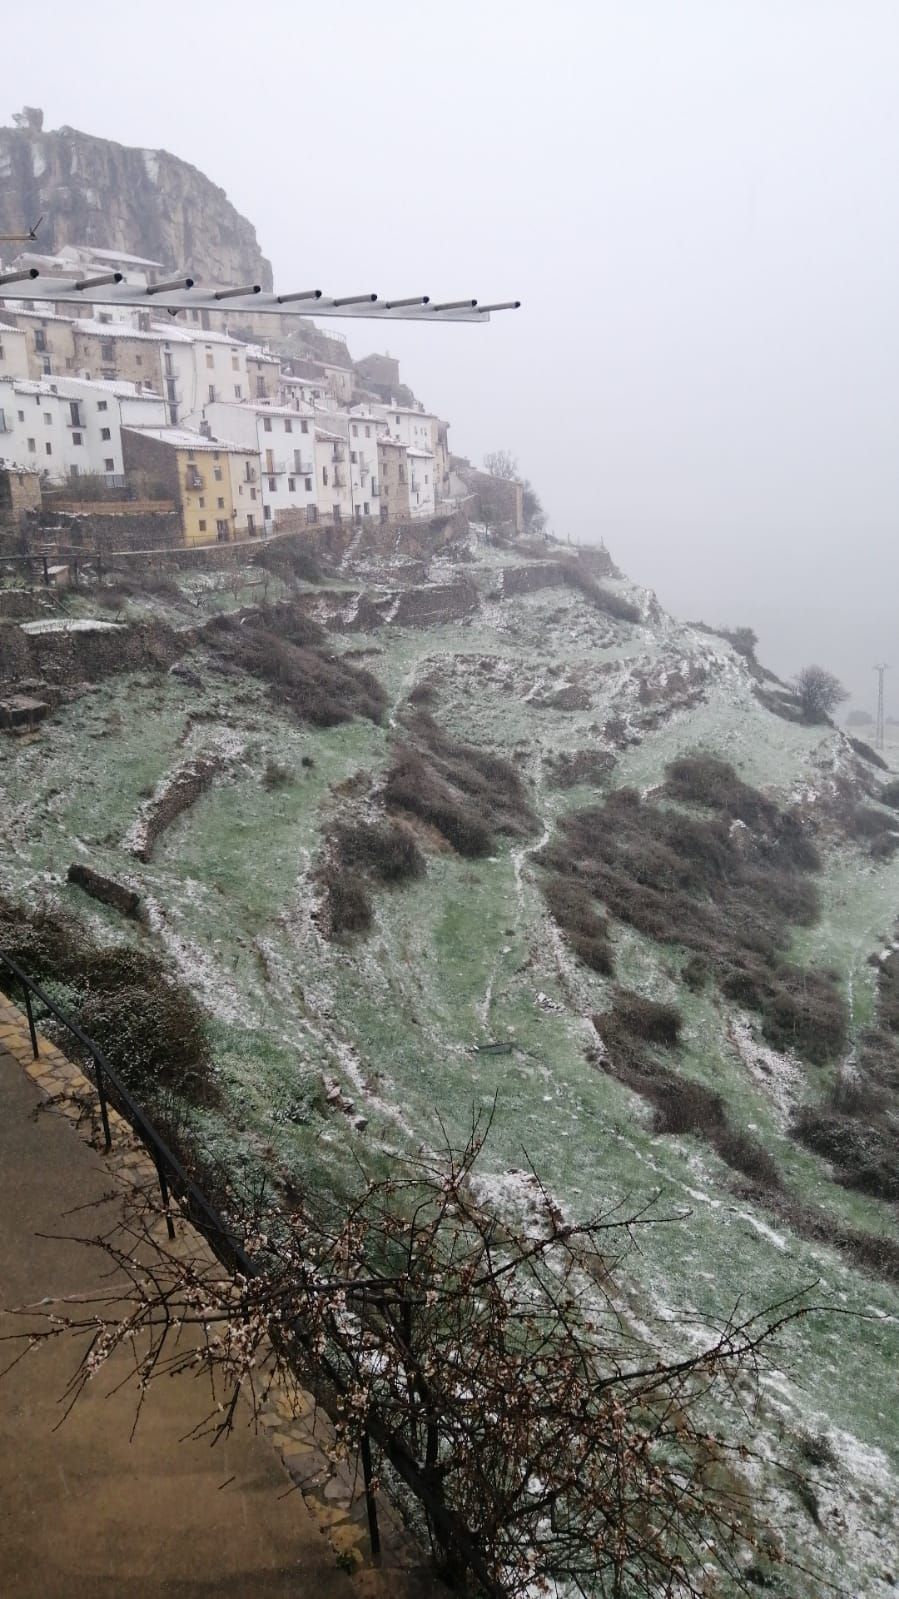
[122,426,261,545]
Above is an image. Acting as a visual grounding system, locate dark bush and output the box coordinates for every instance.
[263,759,294,790]
[848,737,889,771]
[385,713,536,857]
[879,780,899,809]
[321,864,372,936]
[850,805,897,840]
[538,777,844,1066]
[205,605,386,728]
[543,875,613,974]
[546,748,616,790]
[682,955,710,991]
[792,1109,899,1202]
[595,994,782,1191]
[385,750,494,858]
[0,901,216,1110]
[610,990,682,1048]
[561,562,641,622]
[407,681,437,706]
[333,820,425,884]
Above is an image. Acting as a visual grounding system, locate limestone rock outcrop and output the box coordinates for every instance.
[0,112,272,288]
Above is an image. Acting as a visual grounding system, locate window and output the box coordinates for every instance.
[300,419,308,433]
[263,417,272,432]
[18,411,24,423]
[136,355,142,367]
[288,476,295,491]
[208,385,216,402]
[333,504,342,523]
[217,518,229,540]
[198,519,207,532]
[217,497,225,510]
[27,437,35,451]
[97,400,108,412]
[234,385,242,399]
[285,419,292,433]
[350,451,357,464]
[365,425,371,439]
[352,424,358,438]
[206,352,214,369]
[199,497,205,508]
[305,476,312,492]
[45,442,52,455]
[104,458,114,472]
[250,487,257,500]
[101,427,111,441]
[268,478,276,492]
[322,466,329,486]
[101,342,114,362]
[364,501,370,516]
[43,412,52,425]
[399,466,406,483]
[72,431,83,445]
[213,466,222,481]
[34,329,47,353]
[231,355,239,372]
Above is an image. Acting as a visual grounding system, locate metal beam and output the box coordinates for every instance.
[0,271,520,323]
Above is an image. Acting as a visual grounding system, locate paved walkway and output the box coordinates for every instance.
[0,996,433,1598]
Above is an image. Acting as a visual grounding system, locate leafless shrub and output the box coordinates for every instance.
[262,759,294,790]
[333,820,425,885]
[1,1114,829,1598]
[879,779,899,809]
[596,993,782,1191]
[385,712,537,857]
[538,775,844,1064]
[206,603,386,727]
[545,747,616,790]
[542,874,613,974]
[319,861,373,937]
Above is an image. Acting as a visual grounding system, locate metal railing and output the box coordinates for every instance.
[0,950,246,1263]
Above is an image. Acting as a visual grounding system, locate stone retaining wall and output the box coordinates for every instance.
[67,863,141,918]
[125,753,224,862]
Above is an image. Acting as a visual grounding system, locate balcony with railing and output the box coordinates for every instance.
[185,467,204,490]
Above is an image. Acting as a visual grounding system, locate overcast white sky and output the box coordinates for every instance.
[5,0,898,706]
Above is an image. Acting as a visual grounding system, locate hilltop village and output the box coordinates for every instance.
[0,239,524,548]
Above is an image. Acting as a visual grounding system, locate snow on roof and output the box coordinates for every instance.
[406,447,435,459]
[0,304,77,326]
[123,426,255,454]
[78,245,165,268]
[75,318,192,344]
[60,376,164,399]
[315,427,344,443]
[377,434,407,449]
[241,344,281,364]
[149,321,240,348]
[209,399,312,420]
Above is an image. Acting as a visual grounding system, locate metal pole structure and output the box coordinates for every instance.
[874,663,889,750]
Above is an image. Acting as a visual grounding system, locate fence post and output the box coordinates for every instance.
[21,981,39,1059]
[360,1428,381,1560]
[93,1054,112,1152]
[154,1154,177,1241]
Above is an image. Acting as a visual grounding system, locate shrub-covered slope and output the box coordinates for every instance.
[2,535,898,1593]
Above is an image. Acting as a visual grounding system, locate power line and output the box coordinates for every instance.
[874,662,889,749]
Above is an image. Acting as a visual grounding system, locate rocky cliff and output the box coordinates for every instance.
[0,109,272,288]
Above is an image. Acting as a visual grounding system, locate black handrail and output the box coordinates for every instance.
[0,950,251,1268]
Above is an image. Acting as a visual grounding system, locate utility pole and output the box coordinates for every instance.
[874,663,889,750]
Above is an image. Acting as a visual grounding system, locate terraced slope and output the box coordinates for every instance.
[1,534,897,1594]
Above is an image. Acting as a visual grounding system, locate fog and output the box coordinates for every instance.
[5,0,898,708]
